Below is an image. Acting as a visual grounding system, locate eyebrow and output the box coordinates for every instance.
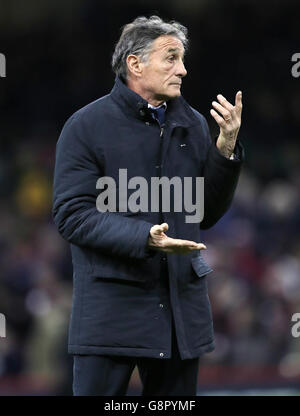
[167,48,181,54]
[165,48,185,58]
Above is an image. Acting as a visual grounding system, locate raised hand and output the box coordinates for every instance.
[210,91,243,158]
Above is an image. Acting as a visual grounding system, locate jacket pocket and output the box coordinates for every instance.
[90,267,146,283]
[84,261,147,283]
[191,254,213,278]
[73,246,150,283]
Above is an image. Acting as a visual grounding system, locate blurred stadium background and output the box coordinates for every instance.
[0,0,300,395]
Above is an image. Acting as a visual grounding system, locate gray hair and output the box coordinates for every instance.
[111,15,188,82]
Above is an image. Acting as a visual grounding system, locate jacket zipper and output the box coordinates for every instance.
[158,124,164,223]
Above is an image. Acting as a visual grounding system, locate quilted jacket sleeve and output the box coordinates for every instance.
[52,114,153,259]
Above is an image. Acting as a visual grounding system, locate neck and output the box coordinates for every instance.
[127,78,166,107]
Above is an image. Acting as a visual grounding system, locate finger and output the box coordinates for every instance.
[235,90,242,106]
[235,91,243,113]
[162,237,187,248]
[189,243,207,250]
[174,238,200,247]
[212,101,235,121]
[168,243,207,254]
[165,237,206,249]
[197,243,207,249]
[216,94,235,112]
[210,109,226,128]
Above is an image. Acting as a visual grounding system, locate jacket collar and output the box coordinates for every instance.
[110,76,200,128]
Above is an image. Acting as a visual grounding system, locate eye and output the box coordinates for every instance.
[167,55,175,62]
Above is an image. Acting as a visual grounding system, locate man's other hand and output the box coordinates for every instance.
[148,223,206,254]
[211,91,243,159]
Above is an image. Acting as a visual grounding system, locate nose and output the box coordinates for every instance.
[176,58,187,78]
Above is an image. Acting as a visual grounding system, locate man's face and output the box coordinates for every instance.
[139,35,187,102]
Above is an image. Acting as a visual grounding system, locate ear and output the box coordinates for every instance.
[126,54,143,78]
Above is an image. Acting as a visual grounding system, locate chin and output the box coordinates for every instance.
[170,86,182,97]
[166,89,181,99]
[171,91,181,98]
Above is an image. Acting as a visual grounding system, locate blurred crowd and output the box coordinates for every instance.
[0,0,300,394]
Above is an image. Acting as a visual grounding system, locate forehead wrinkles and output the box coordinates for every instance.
[150,36,184,56]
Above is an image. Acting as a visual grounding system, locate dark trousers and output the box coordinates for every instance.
[72,318,200,396]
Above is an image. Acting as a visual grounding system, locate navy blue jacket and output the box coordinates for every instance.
[53,77,244,359]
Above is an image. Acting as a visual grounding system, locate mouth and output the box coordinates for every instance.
[170,83,182,86]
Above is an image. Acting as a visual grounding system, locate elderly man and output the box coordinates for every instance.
[53,16,243,396]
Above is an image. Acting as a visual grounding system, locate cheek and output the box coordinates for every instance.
[148,71,159,84]
[164,69,175,82]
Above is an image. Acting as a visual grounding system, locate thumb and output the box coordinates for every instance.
[151,223,169,236]
[159,223,169,233]
[235,90,242,110]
